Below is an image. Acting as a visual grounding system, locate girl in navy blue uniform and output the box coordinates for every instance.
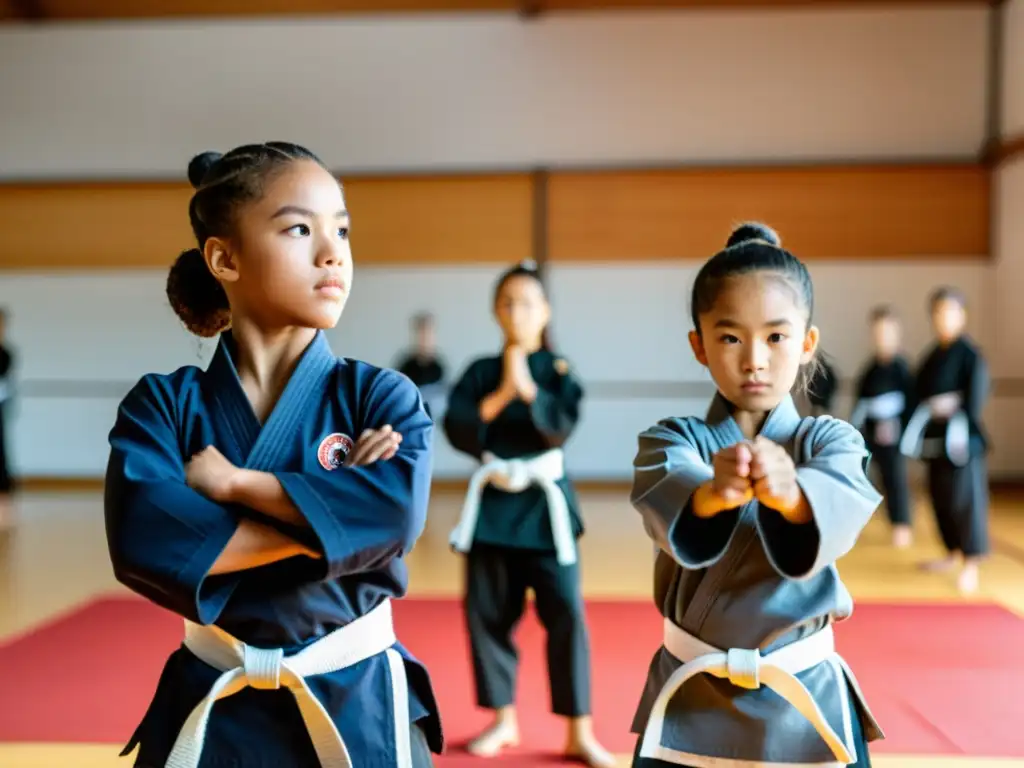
[104,143,442,768]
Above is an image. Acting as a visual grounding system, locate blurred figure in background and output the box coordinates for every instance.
[444,262,614,767]
[850,306,915,549]
[806,355,838,416]
[0,308,14,530]
[395,312,446,419]
[900,287,990,594]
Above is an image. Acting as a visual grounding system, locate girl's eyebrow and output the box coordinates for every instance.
[271,205,349,220]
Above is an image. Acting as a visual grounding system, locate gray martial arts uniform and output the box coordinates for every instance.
[629,394,884,768]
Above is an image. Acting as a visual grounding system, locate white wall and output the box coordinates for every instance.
[0,260,1009,480]
[0,5,1015,482]
[0,6,988,179]
[1002,0,1024,137]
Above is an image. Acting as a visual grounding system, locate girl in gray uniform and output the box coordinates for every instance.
[629,223,883,768]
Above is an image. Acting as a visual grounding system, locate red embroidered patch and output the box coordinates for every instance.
[317,433,354,471]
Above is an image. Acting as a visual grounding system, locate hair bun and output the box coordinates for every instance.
[187,151,223,189]
[726,222,781,249]
[166,247,230,338]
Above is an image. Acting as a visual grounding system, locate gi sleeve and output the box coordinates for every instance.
[442,361,487,459]
[898,357,917,431]
[527,360,583,448]
[273,370,433,580]
[631,418,741,568]
[757,417,882,580]
[964,350,990,434]
[104,374,240,625]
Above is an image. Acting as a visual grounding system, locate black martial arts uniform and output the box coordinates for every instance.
[396,354,445,419]
[807,357,839,416]
[851,355,914,528]
[0,343,13,497]
[902,336,990,558]
[443,349,592,718]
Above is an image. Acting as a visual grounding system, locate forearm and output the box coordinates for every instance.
[479,385,516,423]
[225,469,310,528]
[207,518,316,575]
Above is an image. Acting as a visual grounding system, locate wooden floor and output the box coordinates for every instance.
[1,486,1022,768]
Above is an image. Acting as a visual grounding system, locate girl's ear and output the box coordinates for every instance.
[204,237,239,285]
[688,330,708,367]
[801,325,820,365]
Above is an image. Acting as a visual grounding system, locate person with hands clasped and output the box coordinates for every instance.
[444,261,614,767]
[629,223,883,768]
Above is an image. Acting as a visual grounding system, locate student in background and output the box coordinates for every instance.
[0,308,13,530]
[444,261,614,767]
[806,355,838,416]
[900,287,990,594]
[396,312,446,418]
[850,305,915,549]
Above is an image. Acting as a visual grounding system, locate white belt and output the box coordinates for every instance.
[449,447,577,565]
[167,599,411,768]
[639,620,853,765]
[899,392,969,466]
[849,391,904,429]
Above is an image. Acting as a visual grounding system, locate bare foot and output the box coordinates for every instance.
[466,708,519,758]
[957,561,979,594]
[565,717,617,768]
[891,525,913,550]
[918,555,956,573]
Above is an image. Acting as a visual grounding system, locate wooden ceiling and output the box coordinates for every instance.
[0,0,991,24]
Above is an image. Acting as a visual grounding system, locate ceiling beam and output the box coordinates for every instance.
[9,0,44,20]
[519,0,543,18]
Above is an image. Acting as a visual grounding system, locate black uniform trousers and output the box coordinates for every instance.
[868,444,911,527]
[464,542,591,717]
[629,697,872,767]
[0,405,11,495]
[926,455,989,557]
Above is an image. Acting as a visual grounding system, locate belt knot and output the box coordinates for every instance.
[725,648,761,690]
[244,645,284,690]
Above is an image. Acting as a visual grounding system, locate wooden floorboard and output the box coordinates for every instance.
[0,488,1021,767]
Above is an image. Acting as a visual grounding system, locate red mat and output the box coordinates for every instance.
[0,597,1020,761]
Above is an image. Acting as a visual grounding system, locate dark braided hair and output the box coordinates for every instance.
[690,222,823,393]
[492,260,553,350]
[166,142,327,337]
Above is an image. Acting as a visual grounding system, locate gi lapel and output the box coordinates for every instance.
[205,331,338,472]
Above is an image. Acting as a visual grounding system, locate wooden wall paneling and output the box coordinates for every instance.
[33,0,516,21]
[0,182,194,270]
[546,164,991,262]
[539,0,986,9]
[342,174,534,265]
[0,173,535,270]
